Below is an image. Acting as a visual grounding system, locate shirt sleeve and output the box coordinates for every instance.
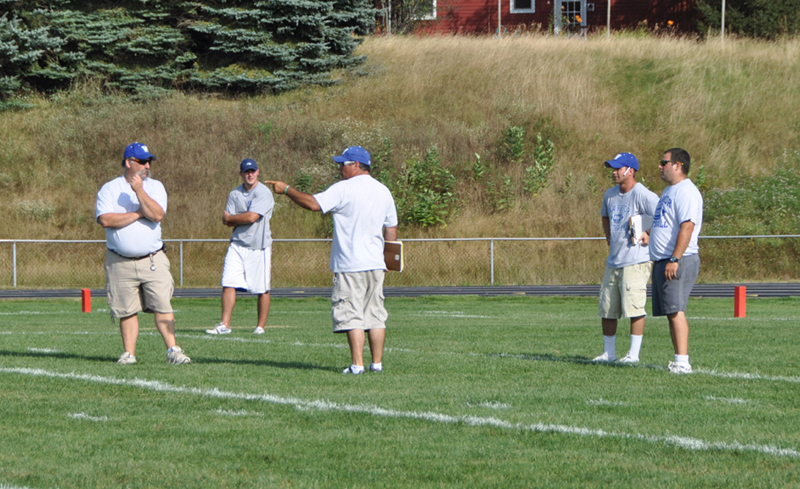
[248,185,274,217]
[149,181,168,214]
[676,186,702,225]
[313,182,344,215]
[95,182,115,219]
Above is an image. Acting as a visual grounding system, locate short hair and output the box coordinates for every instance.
[358,162,371,172]
[665,148,691,175]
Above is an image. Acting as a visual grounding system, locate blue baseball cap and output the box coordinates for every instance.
[605,152,639,171]
[123,142,156,161]
[332,146,371,166]
[240,158,258,172]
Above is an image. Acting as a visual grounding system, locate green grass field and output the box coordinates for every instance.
[1,295,799,488]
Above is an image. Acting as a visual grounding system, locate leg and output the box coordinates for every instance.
[119,314,139,355]
[367,328,385,364]
[154,312,177,350]
[667,311,689,355]
[256,292,270,328]
[630,315,645,336]
[346,329,366,367]
[221,287,237,327]
[601,318,618,336]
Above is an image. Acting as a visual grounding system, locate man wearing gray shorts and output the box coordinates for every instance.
[96,142,190,365]
[594,153,659,364]
[265,146,398,375]
[650,148,703,374]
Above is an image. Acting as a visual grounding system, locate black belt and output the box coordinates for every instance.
[109,245,165,260]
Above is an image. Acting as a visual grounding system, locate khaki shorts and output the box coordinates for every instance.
[331,270,387,333]
[105,249,174,318]
[598,261,652,319]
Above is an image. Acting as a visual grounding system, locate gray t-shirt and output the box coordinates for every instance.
[600,182,659,269]
[226,182,274,250]
[650,178,703,261]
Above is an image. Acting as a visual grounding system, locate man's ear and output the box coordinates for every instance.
[123,158,131,169]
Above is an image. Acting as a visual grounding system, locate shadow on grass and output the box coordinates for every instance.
[488,352,668,371]
[0,349,339,372]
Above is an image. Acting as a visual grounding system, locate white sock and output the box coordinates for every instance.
[629,335,643,359]
[603,335,616,359]
[675,354,690,365]
[370,362,382,370]
[350,364,365,373]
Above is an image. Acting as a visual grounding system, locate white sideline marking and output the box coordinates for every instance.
[0,484,36,489]
[705,396,750,405]
[419,311,493,319]
[213,408,262,417]
[68,412,113,422]
[2,366,799,459]
[586,398,629,407]
[27,348,62,354]
[467,401,511,410]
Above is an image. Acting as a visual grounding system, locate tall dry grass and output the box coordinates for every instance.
[1,35,799,282]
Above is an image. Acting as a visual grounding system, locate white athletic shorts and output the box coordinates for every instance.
[221,242,271,294]
[598,261,652,319]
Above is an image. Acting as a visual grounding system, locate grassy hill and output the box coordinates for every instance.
[1,34,799,283]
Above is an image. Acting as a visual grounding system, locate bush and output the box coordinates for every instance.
[696,0,800,39]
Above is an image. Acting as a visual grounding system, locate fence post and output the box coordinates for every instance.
[12,241,17,288]
[490,239,494,285]
[179,240,184,287]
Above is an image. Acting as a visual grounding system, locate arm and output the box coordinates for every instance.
[664,220,695,281]
[384,225,398,242]
[129,174,165,223]
[98,210,143,229]
[602,217,610,246]
[223,211,261,227]
[264,180,321,212]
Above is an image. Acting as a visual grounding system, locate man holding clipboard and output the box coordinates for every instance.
[594,153,659,364]
[265,146,399,375]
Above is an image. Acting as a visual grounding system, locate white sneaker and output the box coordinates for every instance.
[668,361,692,374]
[167,346,191,364]
[205,323,231,335]
[369,363,382,372]
[619,353,639,364]
[343,366,365,375]
[117,352,137,365]
[253,326,265,335]
[592,352,616,362]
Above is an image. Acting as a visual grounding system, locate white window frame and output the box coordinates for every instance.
[510,0,535,14]
[415,0,437,20]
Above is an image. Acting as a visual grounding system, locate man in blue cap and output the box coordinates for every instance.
[593,152,659,364]
[206,158,275,335]
[265,146,398,374]
[96,142,191,365]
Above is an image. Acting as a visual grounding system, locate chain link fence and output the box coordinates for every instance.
[1,236,800,288]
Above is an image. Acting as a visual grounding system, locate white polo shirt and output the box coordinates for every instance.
[313,174,398,273]
[96,175,167,257]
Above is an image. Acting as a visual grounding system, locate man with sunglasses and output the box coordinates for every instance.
[96,142,191,365]
[650,148,703,374]
[206,158,275,336]
[265,146,398,375]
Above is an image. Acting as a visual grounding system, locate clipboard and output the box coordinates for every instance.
[629,214,653,245]
[384,241,403,272]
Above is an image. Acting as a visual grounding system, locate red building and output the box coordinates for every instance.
[410,0,696,35]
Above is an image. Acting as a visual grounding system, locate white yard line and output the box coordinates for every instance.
[2,366,799,459]
[68,412,114,422]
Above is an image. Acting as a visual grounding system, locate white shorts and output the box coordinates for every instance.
[221,242,271,294]
[598,261,652,319]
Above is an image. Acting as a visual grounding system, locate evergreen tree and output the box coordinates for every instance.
[0,0,375,107]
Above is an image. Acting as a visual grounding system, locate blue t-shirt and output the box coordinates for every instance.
[600,182,659,269]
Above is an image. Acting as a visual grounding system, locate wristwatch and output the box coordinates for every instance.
[668,256,680,264]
